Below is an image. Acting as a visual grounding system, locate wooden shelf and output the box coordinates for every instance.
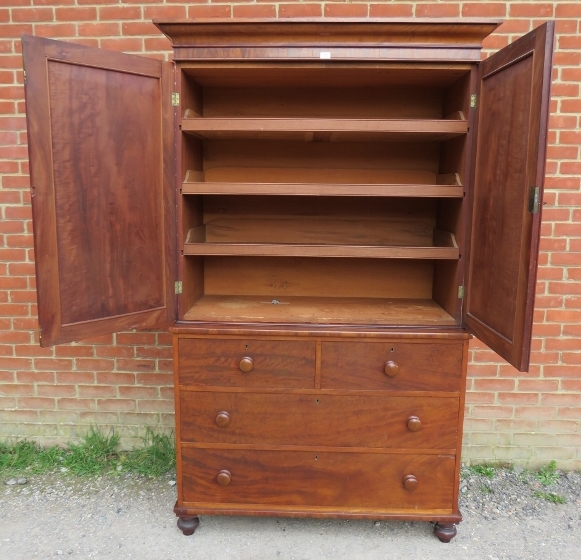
[184,242,458,259]
[183,295,457,326]
[184,224,459,259]
[182,183,464,198]
[181,118,468,142]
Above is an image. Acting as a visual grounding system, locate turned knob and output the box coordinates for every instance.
[239,357,254,373]
[407,416,422,432]
[216,470,231,486]
[215,411,231,427]
[403,474,418,491]
[384,360,399,377]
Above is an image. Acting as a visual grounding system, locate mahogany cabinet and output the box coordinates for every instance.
[22,19,554,542]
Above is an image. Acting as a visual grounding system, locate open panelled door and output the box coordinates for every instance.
[23,36,176,347]
[463,23,554,371]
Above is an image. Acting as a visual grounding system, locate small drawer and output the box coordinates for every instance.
[181,447,455,511]
[321,341,464,392]
[180,392,459,449]
[177,338,315,388]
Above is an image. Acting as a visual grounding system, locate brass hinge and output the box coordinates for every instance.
[171,92,179,106]
[529,186,540,214]
[470,94,477,108]
[174,281,182,294]
[458,285,464,299]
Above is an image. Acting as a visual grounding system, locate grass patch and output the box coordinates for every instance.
[480,484,493,494]
[533,491,567,504]
[535,460,559,486]
[120,428,176,477]
[1,427,175,478]
[467,463,496,478]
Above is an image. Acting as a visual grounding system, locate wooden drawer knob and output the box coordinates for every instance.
[407,416,422,432]
[403,474,418,492]
[216,470,231,486]
[384,361,399,377]
[239,357,254,373]
[215,411,231,427]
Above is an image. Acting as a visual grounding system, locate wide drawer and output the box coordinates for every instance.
[181,447,455,511]
[180,392,459,449]
[321,341,464,391]
[178,338,316,388]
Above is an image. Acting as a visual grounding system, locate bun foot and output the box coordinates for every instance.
[177,516,200,536]
[434,522,457,543]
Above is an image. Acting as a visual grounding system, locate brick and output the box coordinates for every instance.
[55,7,96,21]
[56,372,94,384]
[510,4,554,17]
[473,379,515,391]
[369,4,413,17]
[466,392,495,404]
[78,385,117,398]
[33,358,73,371]
[97,372,135,385]
[12,8,54,22]
[99,6,143,20]
[0,383,34,396]
[471,406,513,419]
[78,411,118,424]
[187,5,232,18]
[17,371,54,384]
[513,433,555,446]
[37,384,76,397]
[495,418,537,431]
[279,4,322,18]
[118,386,158,399]
[233,5,277,18]
[514,406,556,419]
[135,373,172,386]
[78,23,120,37]
[462,3,507,17]
[38,410,78,423]
[498,392,539,405]
[533,447,575,461]
[75,358,115,372]
[137,399,174,412]
[144,6,187,19]
[517,379,559,392]
[100,38,143,53]
[116,358,155,372]
[57,398,96,411]
[324,4,368,17]
[17,397,55,410]
[415,4,460,17]
[97,398,135,412]
[116,332,157,345]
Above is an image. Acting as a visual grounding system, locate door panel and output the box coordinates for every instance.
[463,23,554,371]
[23,36,176,346]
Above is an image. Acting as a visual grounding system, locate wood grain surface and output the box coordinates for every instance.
[178,338,316,388]
[180,392,459,448]
[321,340,463,391]
[181,447,456,510]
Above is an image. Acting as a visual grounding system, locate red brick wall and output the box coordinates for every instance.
[0,1,579,467]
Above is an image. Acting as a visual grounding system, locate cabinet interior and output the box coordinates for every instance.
[178,63,472,326]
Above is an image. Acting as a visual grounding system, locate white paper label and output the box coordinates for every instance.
[319,51,331,59]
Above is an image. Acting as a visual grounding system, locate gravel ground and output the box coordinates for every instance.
[1,467,580,560]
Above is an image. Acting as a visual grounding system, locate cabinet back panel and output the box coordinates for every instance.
[203,140,440,180]
[202,218,433,247]
[204,257,433,299]
[183,65,472,89]
[203,86,443,119]
[202,196,436,224]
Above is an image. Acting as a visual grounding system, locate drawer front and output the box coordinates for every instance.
[181,392,459,449]
[182,447,455,511]
[178,338,316,388]
[321,341,464,391]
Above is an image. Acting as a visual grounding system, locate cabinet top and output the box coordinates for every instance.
[154,18,501,50]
